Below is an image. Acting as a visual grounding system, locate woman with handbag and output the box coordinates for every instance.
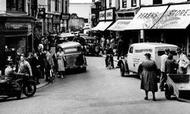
[139,53,158,101]
[56,47,66,79]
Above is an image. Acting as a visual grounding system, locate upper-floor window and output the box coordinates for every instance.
[131,0,137,7]
[65,0,68,13]
[48,0,51,12]
[153,0,162,4]
[7,0,25,12]
[122,0,127,8]
[55,0,59,12]
[109,0,112,8]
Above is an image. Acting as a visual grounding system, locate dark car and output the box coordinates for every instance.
[82,36,101,56]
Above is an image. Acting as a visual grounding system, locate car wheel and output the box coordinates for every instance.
[23,83,36,97]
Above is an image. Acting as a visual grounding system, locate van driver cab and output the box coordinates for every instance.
[119,43,178,76]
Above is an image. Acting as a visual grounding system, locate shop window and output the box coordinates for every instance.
[131,0,137,7]
[122,0,127,8]
[7,0,25,12]
[153,0,162,4]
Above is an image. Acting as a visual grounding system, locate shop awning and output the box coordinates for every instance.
[152,4,190,29]
[108,20,131,31]
[124,5,168,30]
[91,21,112,31]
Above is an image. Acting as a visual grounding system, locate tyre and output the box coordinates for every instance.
[165,85,172,100]
[16,93,22,99]
[120,63,125,77]
[81,67,87,72]
[23,82,36,97]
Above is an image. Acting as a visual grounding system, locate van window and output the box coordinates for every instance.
[135,49,152,53]
[129,47,133,53]
[157,51,177,56]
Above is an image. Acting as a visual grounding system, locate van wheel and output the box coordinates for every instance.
[120,63,125,77]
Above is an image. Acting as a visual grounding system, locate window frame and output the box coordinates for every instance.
[6,0,25,12]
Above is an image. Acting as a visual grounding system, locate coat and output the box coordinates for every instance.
[139,59,158,92]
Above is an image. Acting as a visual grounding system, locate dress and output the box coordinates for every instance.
[139,60,158,92]
[56,51,65,72]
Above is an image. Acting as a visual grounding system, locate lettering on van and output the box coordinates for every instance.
[135,49,152,53]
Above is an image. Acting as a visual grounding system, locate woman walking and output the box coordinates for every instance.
[56,47,66,79]
[139,53,158,101]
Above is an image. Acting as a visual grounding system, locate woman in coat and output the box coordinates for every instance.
[56,47,65,78]
[139,53,158,101]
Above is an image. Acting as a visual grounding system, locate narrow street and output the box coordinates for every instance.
[0,57,190,114]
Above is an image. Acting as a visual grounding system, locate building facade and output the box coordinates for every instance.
[37,0,70,34]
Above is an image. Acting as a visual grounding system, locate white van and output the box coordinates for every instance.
[119,43,178,76]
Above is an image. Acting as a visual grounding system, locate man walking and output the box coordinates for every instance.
[160,49,170,91]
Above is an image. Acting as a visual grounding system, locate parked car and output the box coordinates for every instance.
[56,33,75,44]
[58,41,87,71]
[118,42,178,76]
[82,36,100,56]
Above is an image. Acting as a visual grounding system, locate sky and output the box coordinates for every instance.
[70,0,98,3]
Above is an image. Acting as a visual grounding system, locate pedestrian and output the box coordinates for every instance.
[165,54,178,74]
[176,47,190,74]
[17,54,33,76]
[56,47,66,78]
[37,44,46,78]
[105,44,114,69]
[159,49,170,91]
[139,53,158,101]
[5,61,15,75]
[44,49,54,82]
[117,38,124,60]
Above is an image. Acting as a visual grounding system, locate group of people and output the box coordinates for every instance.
[139,47,190,101]
[4,44,67,84]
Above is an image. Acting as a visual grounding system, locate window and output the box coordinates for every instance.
[109,0,112,8]
[131,0,137,7]
[129,47,133,53]
[48,0,51,12]
[55,0,59,12]
[122,0,127,8]
[7,0,25,12]
[153,0,162,4]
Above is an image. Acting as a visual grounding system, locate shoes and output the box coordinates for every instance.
[144,97,148,100]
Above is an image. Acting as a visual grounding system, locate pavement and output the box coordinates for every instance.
[36,79,49,89]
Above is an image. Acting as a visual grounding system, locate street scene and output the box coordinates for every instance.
[1,0,190,114]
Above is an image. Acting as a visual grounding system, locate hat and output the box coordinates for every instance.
[144,53,151,58]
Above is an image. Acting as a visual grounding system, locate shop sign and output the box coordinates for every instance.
[99,11,105,21]
[5,23,28,30]
[125,6,168,30]
[106,9,113,20]
[99,9,114,21]
[61,13,70,20]
[153,4,190,29]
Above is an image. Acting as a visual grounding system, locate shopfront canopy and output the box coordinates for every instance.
[124,5,168,30]
[108,20,131,31]
[91,21,112,31]
[152,4,190,29]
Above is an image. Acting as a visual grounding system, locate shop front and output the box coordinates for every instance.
[0,15,35,70]
[53,14,61,33]
[124,3,190,55]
